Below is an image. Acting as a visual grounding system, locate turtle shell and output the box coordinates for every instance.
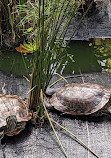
[0,94,32,135]
[50,83,111,115]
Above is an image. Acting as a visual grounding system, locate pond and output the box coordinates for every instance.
[0,39,111,77]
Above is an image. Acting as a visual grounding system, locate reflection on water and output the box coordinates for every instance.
[0,39,111,76]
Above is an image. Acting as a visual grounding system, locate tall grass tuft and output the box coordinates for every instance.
[27,0,92,119]
[14,0,94,119]
[10,1,98,157]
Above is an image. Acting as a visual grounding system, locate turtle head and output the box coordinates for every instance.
[45,87,59,96]
[6,115,17,132]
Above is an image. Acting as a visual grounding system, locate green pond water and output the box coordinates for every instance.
[0,39,111,77]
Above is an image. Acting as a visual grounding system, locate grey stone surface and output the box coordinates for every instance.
[0,71,111,158]
[62,0,111,40]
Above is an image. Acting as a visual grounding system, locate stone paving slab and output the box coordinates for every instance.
[61,0,111,40]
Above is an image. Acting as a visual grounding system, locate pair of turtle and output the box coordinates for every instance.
[0,82,111,140]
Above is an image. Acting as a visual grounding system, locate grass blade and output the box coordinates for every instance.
[40,90,69,158]
[51,119,100,158]
[49,74,83,88]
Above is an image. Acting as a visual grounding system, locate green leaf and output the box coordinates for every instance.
[27,27,33,32]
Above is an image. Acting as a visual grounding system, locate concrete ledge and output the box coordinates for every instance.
[60,0,111,40]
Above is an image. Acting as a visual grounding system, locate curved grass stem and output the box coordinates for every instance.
[49,74,83,88]
[41,89,99,158]
[27,85,37,94]
[51,119,100,158]
[55,73,68,84]
[40,90,69,158]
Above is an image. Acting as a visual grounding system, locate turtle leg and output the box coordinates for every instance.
[0,131,4,145]
[0,131,4,140]
[16,121,26,131]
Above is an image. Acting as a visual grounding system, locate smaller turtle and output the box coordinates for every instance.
[0,94,32,140]
[45,83,111,116]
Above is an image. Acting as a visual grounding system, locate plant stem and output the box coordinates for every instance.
[51,119,100,158]
[40,90,69,158]
[49,74,83,88]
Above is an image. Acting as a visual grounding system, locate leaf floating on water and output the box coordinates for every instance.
[15,43,37,53]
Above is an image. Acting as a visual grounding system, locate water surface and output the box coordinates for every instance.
[0,39,111,77]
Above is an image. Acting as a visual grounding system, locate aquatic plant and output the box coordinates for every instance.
[14,0,87,44]
[0,0,9,45]
[0,0,28,45]
[26,0,85,114]
[94,38,111,73]
[14,0,94,115]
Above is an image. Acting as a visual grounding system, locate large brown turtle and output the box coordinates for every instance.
[0,94,32,140]
[45,83,111,115]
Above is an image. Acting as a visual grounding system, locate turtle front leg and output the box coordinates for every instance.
[0,131,4,140]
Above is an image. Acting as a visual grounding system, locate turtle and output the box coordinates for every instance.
[0,94,32,141]
[45,83,111,115]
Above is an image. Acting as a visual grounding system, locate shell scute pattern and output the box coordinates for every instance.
[0,94,31,135]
